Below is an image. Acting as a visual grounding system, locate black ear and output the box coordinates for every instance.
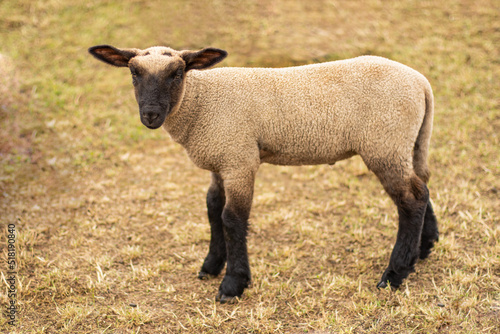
[88,45,139,67]
[181,48,228,71]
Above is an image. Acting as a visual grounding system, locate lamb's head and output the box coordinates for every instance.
[89,45,227,129]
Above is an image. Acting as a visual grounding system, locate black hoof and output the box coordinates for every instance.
[198,271,215,280]
[378,268,407,290]
[216,274,249,303]
[199,258,226,278]
[377,280,388,289]
[216,292,240,304]
[376,280,399,290]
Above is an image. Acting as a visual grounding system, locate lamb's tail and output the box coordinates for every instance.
[413,82,434,184]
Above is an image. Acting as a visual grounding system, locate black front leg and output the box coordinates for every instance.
[215,171,255,303]
[199,173,227,279]
[216,205,251,303]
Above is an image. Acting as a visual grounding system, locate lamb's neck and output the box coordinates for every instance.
[161,72,203,146]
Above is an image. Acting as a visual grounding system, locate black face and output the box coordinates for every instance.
[89,45,228,130]
[129,58,185,129]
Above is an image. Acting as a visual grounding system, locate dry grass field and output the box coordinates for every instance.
[1,0,499,333]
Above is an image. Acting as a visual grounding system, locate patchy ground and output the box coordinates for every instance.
[1,0,499,333]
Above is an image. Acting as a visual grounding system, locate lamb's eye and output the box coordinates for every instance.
[130,67,139,76]
[130,68,141,85]
[174,68,183,79]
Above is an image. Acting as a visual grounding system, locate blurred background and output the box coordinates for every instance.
[0,0,498,332]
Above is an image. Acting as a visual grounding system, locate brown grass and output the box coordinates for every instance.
[1,0,499,333]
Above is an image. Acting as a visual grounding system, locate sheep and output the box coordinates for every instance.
[88,45,439,303]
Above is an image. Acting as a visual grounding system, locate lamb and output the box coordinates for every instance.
[88,45,439,303]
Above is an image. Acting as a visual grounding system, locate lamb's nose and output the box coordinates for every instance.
[143,112,159,124]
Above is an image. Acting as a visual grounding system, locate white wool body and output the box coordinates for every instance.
[164,55,433,184]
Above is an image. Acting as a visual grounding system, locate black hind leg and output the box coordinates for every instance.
[419,200,439,260]
[375,175,429,289]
